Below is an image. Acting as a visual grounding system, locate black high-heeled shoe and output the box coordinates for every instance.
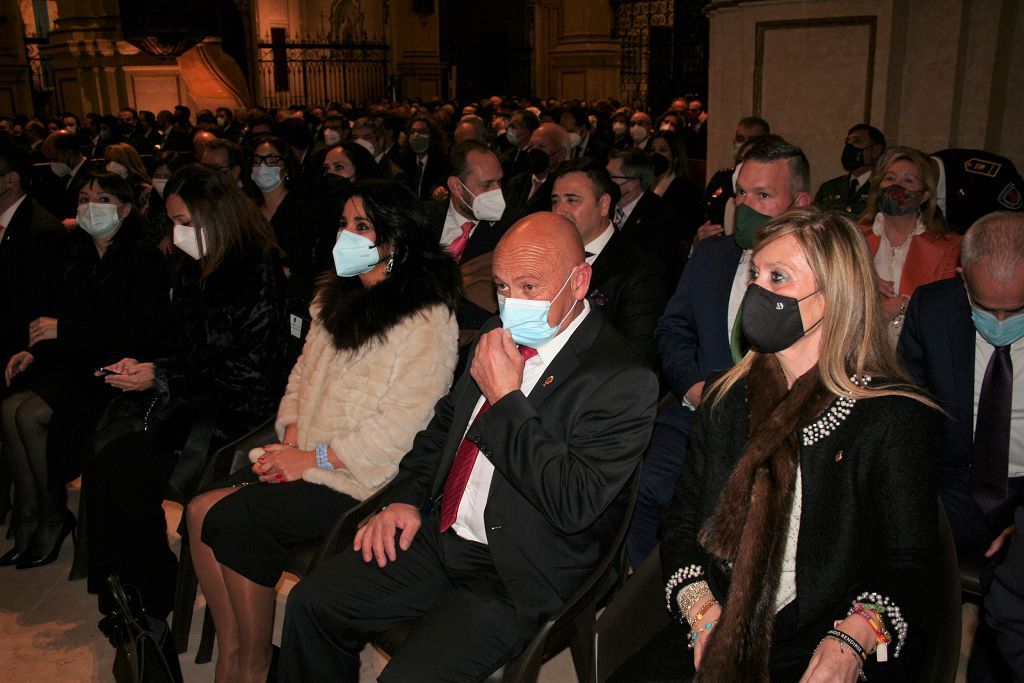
[16,511,76,569]
[0,546,28,566]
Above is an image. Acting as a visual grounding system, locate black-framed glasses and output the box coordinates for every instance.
[253,154,284,167]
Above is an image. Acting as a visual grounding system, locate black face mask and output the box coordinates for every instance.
[527,148,552,175]
[740,284,821,353]
[841,143,867,172]
[649,152,671,177]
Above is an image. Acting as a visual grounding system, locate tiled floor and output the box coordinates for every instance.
[0,489,576,682]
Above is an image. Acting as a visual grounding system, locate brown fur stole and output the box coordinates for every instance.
[695,354,833,682]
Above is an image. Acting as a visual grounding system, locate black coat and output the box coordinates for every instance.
[156,246,290,443]
[0,196,67,367]
[662,375,942,679]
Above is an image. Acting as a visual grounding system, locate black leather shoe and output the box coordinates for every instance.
[0,546,28,566]
[16,512,75,569]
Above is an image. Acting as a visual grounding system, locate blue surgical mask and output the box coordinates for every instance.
[251,165,283,192]
[498,267,578,347]
[332,229,380,277]
[968,286,1024,346]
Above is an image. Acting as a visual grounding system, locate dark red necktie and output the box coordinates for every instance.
[439,345,538,531]
[971,345,1012,513]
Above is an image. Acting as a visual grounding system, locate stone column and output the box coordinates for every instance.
[0,0,33,114]
[547,0,621,101]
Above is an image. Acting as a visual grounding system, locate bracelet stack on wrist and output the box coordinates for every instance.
[315,443,335,471]
[849,604,891,661]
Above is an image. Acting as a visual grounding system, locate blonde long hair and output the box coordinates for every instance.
[860,146,949,238]
[709,208,935,407]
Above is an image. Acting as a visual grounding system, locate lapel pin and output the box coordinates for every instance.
[543,376,554,387]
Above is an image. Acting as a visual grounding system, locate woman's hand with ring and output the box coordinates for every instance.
[255,443,315,483]
[27,317,58,347]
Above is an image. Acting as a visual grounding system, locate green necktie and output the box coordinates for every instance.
[730,306,747,364]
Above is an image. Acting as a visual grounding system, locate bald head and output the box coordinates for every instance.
[499,212,584,268]
[531,123,570,156]
[43,131,84,165]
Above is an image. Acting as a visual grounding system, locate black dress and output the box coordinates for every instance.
[84,245,290,618]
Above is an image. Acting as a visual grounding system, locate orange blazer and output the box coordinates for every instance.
[860,223,962,299]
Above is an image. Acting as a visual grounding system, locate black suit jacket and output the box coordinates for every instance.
[898,277,977,470]
[401,150,449,201]
[503,172,553,224]
[380,312,658,622]
[0,197,67,364]
[588,230,667,368]
[577,137,609,164]
[618,191,685,293]
[499,146,530,181]
[33,159,97,221]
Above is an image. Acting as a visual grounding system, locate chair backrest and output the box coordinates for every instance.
[915,499,961,683]
[495,461,644,682]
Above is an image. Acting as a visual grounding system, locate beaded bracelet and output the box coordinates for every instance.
[687,619,716,650]
[665,564,704,616]
[315,443,335,471]
[676,581,711,623]
[689,597,719,629]
[851,592,907,658]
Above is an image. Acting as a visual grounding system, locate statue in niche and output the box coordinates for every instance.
[330,0,367,43]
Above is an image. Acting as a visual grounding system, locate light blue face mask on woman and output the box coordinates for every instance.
[497,267,578,347]
[967,284,1024,346]
[332,230,380,277]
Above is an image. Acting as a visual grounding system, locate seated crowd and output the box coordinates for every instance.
[0,93,1021,682]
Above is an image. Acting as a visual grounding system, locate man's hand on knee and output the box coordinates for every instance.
[353,503,422,568]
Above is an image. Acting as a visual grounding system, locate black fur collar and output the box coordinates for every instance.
[317,257,461,351]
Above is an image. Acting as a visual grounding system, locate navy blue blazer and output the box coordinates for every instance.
[656,234,743,399]
[898,276,976,469]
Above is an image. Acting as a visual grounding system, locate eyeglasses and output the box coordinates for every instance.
[253,154,284,167]
[609,175,637,182]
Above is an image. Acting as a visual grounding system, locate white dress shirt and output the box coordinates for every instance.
[452,301,592,543]
[441,202,477,249]
[974,333,1024,477]
[584,223,615,265]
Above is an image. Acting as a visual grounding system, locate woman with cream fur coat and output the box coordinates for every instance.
[185,181,460,683]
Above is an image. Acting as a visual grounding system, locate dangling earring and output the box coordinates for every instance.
[386,252,395,274]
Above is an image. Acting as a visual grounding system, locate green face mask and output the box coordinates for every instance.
[734,203,773,249]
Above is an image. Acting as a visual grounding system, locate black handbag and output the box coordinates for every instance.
[105,575,184,683]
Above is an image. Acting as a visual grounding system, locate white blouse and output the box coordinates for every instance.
[871,212,926,297]
[774,466,802,613]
